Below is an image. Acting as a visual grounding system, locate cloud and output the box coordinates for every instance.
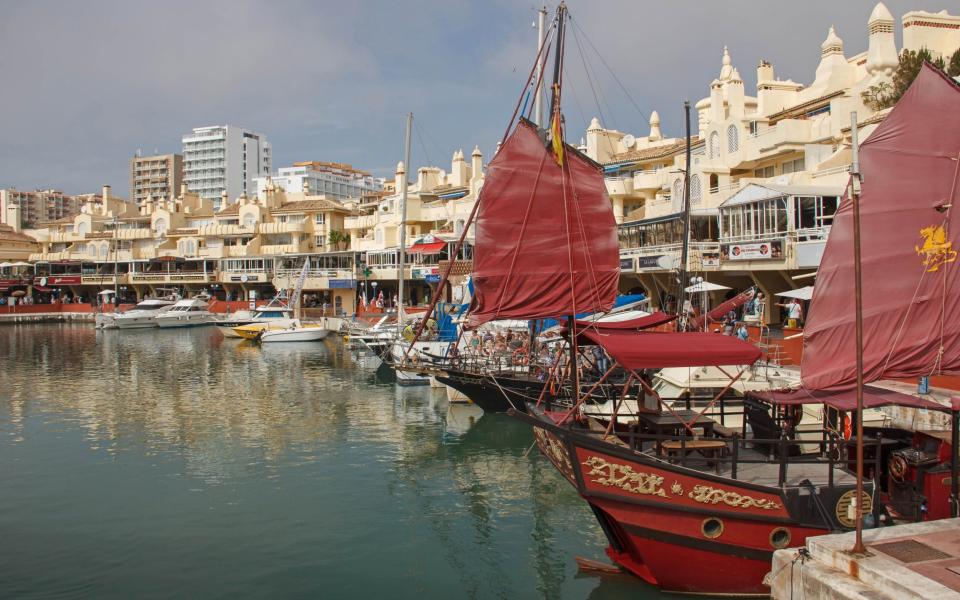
[0,0,953,194]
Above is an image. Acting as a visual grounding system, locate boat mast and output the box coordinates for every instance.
[398,112,413,322]
[534,5,547,129]
[850,112,866,554]
[113,213,119,309]
[677,101,692,329]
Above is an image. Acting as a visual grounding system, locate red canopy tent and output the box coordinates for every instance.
[750,386,951,413]
[571,311,676,331]
[575,330,762,370]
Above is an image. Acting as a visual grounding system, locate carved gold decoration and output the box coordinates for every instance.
[671,481,684,496]
[581,456,667,497]
[916,224,957,272]
[533,427,575,482]
[687,485,782,510]
[835,490,872,528]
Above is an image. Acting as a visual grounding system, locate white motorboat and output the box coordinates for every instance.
[216,303,295,338]
[155,297,216,328]
[111,298,179,329]
[258,323,329,343]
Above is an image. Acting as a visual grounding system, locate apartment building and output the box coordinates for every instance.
[586,2,959,323]
[130,153,183,205]
[255,161,384,201]
[0,189,94,230]
[182,126,271,209]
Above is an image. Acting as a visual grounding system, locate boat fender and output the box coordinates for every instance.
[843,414,852,440]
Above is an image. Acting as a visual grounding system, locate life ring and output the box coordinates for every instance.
[843,414,852,440]
[889,454,908,483]
[784,405,804,428]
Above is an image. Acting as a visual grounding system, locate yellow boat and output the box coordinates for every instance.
[232,323,272,340]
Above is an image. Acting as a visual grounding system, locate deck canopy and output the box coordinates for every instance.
[750,386,952,413]
[577,330,761,369]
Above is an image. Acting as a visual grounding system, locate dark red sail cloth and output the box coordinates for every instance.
[572,311,676,331]
[576,329,762,369]
[750,386,951,413]
[802,66,960,391]
[690,289,754,330]
[467,120,620,328]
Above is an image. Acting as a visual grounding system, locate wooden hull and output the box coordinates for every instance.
[515,408,865,596]
[434,371,557,413]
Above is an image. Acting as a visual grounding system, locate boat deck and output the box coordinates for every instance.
[637,445,856,488]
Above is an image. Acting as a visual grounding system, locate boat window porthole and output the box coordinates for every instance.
[701,518,723,539]
[770,527,791,549]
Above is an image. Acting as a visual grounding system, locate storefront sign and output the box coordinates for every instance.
[35,276,82,286]
[702,252,720,268]
[425,274,441,284]
[635,255,675,270]
[619,257,635,272]
[725,241,783,261]
[328,279,356,289]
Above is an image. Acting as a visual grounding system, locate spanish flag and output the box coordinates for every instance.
[550,87,564,167]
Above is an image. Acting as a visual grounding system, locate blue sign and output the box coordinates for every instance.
[425,274,441,284]
[329,279,356,289]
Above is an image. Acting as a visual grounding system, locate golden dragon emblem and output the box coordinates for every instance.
[915,224,957,273]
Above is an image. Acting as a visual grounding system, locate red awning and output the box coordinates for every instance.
[750,386,952,413]
[572,311,676,331]
[407,241,446,254]
[690,289,754,329]
[577,330,762,369]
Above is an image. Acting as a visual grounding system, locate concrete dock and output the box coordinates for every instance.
[770,519,960,599]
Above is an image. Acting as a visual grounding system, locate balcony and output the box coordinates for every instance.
[273,268,355,291]
[260,243,303,255]
[197,224,256,237]
[345,214,377,229]
[82,274,129,285]
[117,228,154,240]
[605,177,634,197]
[632,170,662,191]
[259,221,306,234]
[742,119,812,162]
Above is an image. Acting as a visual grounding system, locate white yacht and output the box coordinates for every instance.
[112,298,180,329]
[216,304,295,338]
[155,298,216,328]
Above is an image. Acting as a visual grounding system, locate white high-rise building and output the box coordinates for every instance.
[254,161,385,201]
[181,125,271,209]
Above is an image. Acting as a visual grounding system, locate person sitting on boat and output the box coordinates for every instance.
[735,321,749,342]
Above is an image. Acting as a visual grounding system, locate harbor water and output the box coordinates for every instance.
[0,324,673,599]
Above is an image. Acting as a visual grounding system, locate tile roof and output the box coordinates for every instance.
[0,224,38,244]
[215,204,241,216]
[604,138,702,166]
[273,199,350,214]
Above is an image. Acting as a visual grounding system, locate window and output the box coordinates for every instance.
[154,218,167,236]
[689,175,702,204]
[672,178,684,201]
[242,213,257,227]
[314,214,325,225]
[781,158,805,175]
[75,221,89,235]
[726,125,739,153]
[709,131,720,159]
[794,196,838,231]
[753,165,775,179]
[99,244,108,258]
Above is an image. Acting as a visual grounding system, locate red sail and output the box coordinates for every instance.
[468,120,620,327]
[802,66,960,390]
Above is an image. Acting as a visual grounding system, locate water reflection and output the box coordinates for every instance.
[0,324,665,599]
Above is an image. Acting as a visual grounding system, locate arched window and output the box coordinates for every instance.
[75,221,89,236]
[689,175,702,204]
[726,125,739,153]
[455,220,465,235]
[154,217,167,236]
[672,178,684,201]
[709,131,720,159]
[375,229,383,244]
[99,244,109,258]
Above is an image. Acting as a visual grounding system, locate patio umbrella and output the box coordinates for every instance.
[684,281,731,293]
[8,261,33,267]
[0,262,12,268]
[776,286,814,300]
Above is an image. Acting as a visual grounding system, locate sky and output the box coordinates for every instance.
[0,0,954,195]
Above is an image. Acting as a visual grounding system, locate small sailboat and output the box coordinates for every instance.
[250,260,329,343]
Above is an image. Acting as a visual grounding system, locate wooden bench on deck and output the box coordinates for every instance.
[661,439,727,472]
